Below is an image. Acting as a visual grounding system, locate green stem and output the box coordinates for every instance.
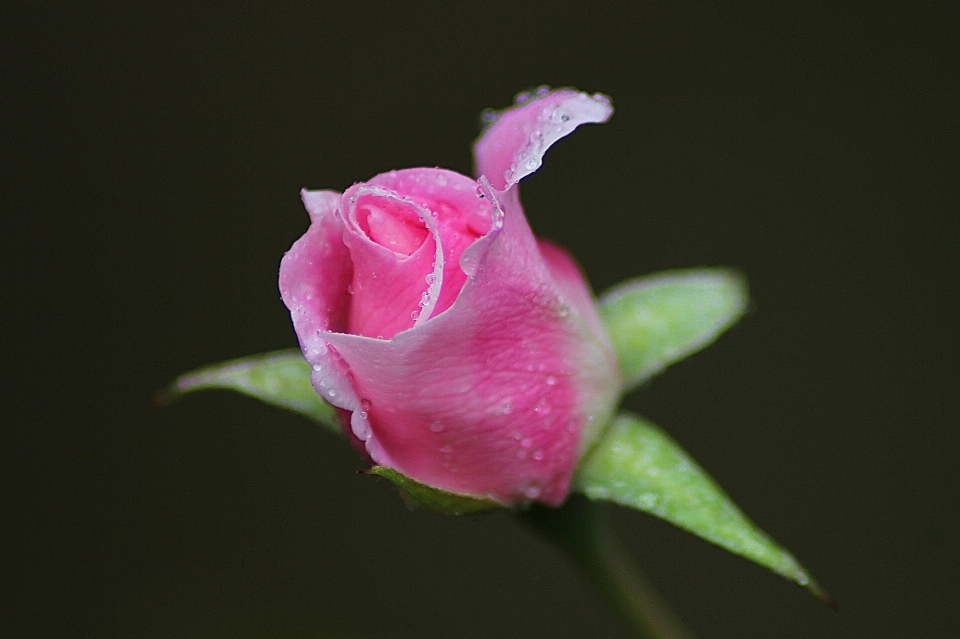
[519,494,695,639]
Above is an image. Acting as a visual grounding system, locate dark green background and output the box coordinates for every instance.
[4,3,957,638]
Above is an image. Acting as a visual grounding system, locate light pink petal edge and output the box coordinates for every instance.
[473,88,613,190]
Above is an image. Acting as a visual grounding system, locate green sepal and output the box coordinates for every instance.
[366,466,504,515]
[574,412,831,603]
[157,349,341,435]
[598,269,749,391]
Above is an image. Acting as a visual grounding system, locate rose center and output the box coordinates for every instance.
[356,200,428,256]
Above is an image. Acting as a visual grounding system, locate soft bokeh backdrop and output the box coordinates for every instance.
[4,3,957,638]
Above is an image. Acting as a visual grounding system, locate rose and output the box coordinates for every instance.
[279,88,621,506]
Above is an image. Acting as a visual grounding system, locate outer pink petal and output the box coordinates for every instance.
[535,235,620,453]
[474,88,613,190]
[321,179,620,506]
[279,190,389,464]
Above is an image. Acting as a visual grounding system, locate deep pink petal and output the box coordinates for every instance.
[366,169,494,317]
[474,88,613,190]
[340,185,440,339]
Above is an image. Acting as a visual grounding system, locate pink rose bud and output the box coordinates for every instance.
[279,88,621,506]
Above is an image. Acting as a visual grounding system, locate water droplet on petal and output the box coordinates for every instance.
[312,364,322,372]
[534,398,551,415]
[327,390,336,398]
[533,449,544,461]
[440,445,453,454]
[360,398,372,411]
[524,486,541,499]
[429,421,445,433]
[425,273,436,285]
[480,108,500,126]
[514,91,532,104]
[545,375,557,386]
[410,309,420,320]
[520,437,533,448]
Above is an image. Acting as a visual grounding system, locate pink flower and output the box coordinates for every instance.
[279,88,621,506]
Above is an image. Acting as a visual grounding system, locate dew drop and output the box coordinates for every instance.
[425,273,436,285]
[410,309,420,320]
[327,390,336,398]
[312,364,322,372]
[476,185,486,198]
[532,449,545,461]
[347,284,355,295]
[480,108,500,126]
[359,411,368,419]
[524,486,541,499]
[525,158,538,170]
[533,398,551,415]
[440,445,453,454]
[429,421,445,433]
[419,292,430,307]
[520,437,533,448]
[514,91,532,104]
[637,493,658,509]
[360,398,372,411]
[545,375,557,386]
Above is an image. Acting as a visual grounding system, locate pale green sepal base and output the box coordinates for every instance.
[367,466,504,515]
[574,412,831,604]
[156,349,341,435]
[598,269,748,391]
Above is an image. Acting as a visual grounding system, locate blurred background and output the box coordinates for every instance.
[3,3,957,637]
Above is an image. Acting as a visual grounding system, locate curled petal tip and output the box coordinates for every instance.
[474,87,613,190]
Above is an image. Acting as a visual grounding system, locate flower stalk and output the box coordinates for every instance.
[519,495,695,639]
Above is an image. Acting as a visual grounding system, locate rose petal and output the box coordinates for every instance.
[473,88,613,190]
[366,168,493,318]
[279,191,371,446]
[341,185,440,339]
[321,180,619,505]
